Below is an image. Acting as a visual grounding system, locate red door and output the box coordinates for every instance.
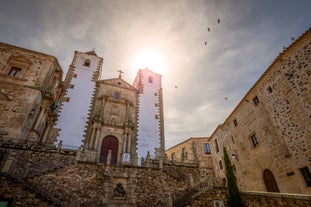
[100,135,118,164]
[263,169,280,192]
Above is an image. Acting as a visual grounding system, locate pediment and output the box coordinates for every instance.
[98,78,137,91]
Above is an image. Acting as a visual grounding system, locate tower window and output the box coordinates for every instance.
[84,59,91,67]
[8,66,22,77]
[204,143,211,154]
[251,133,259,148]
[253,96,260,106]
[267,86,273,93]
[300,167,311,187]
[148,76,153,83]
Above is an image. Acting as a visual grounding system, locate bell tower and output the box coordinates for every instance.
[133,68,165,161]
[55,50,103,147]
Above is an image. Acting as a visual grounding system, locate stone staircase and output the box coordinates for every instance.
[173,177,225,207]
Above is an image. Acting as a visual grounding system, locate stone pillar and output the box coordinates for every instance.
[94,126,100,149]
[41,123,50,144]
[127,134,131,153]
[90,126,96,149]
[123,133,127,153]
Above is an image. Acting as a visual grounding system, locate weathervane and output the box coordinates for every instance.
[117,70,124,78]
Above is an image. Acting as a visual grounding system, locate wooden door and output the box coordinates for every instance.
[99,135,118,164]
[263,169,280,192]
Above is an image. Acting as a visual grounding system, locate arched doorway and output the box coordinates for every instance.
[100,135,118,164]
[263,169,280,192]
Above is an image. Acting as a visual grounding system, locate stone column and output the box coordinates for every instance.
[94,126,100,149]
[127,134,131,153]
[89,127,95,149]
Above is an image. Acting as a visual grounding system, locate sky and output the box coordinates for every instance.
[0,0,310,149]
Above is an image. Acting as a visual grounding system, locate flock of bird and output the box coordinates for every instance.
[205,18,220,46]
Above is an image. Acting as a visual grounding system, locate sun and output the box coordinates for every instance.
[131,48,166,75]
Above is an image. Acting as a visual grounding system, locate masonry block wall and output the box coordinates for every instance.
[210,28,311,194]
[0,42,63,146]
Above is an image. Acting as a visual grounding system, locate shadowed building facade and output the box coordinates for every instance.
[0,42,63,146]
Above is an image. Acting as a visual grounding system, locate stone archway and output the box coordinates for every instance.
[263,169,280,192]
[100,135,118,164]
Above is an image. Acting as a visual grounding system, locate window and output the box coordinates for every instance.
[8,66,22,77]
[182,147,187,159]
[253,96,260,106]
[114,92,120,100]
[300,167,311,187]
[155,115,158,119]
[267,86,273,93]
[204,143,211,154]
[215,139,219,153]
[233,119,238,127]
[148,76,153,83]
[251,133,259,148]
[219,160,223,170]
[171,153,176,161]
[84,59,90,67]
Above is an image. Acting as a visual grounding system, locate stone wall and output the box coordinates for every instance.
[0,146,76,181]
[241,191,311,207]
[210,28,311,194]
[0,174,53,207]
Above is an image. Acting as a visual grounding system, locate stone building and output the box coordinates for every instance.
[166,137,214,180]
[0,42,63,146]
[210,28,311,194]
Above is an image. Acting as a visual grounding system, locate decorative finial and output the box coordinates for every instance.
[117,70,124,78]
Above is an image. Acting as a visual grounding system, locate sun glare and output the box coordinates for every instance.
[131,48,166,75]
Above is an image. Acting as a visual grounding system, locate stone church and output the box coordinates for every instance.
[54,49,165,166]
[0,28,311,207]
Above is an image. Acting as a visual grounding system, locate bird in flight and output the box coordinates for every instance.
[290,37,295,41]
[207,27,210,32]
[224,97,228,100]
[205,41,207,46]
[217,18,220,24]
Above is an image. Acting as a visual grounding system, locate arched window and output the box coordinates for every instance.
[83,59,90,67]
[182,147,187,160]
[171,153,176,161]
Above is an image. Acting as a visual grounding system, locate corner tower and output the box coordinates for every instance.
[133,68,165,160]
[55,50,103,146]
